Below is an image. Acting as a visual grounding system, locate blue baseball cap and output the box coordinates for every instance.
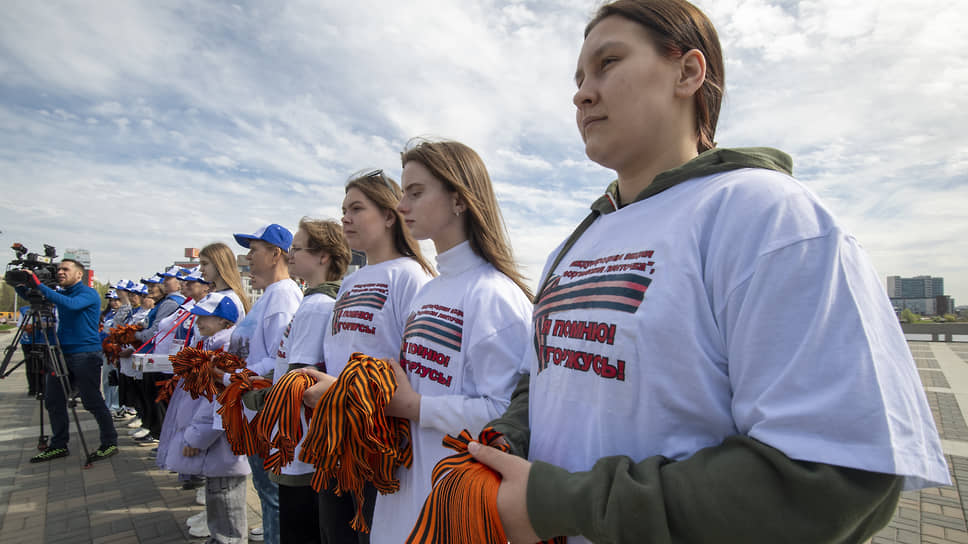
[120,280,140,293]
[161,265,189,279]
[190,293,239,323]
[106,289,119,300]
[183,267,210,284]
[141,274,163,285]
[233,223,292,252]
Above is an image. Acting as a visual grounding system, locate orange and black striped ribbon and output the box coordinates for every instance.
[107,323,144,346]
[102,338,122,364]
[253,371,317,474]
[216,368,272,457]
[102,324,145,364]
[299,352,412,533]
[169,347,246,401]
[155,375,180,403]
[407,427,566,544]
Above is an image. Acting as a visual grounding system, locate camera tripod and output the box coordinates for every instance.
[0,299,93,465]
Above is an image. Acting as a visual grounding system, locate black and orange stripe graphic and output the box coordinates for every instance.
[330,288,388,335]
[533,273,650,373]
[299,353,411,533]
[403,312,463,353]
[407,427,565,544]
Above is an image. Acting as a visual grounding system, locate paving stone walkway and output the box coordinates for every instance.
[0,333,261,544]
[873,342,968,544]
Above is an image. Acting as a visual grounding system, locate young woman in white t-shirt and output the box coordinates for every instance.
[465,2,949,543]
[263,218,350,544]
[359,138,534,542]
[300,169,433,543]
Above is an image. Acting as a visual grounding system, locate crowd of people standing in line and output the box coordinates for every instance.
[13,1,952,543]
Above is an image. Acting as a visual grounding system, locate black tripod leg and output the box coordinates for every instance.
[69,399,92,466]
[38,390,47,450]
[0,316,29,379]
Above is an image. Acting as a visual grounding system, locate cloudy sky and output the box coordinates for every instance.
[1,0,965,305]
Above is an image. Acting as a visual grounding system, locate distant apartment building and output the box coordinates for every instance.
[236,254,260,303]
[887,275,955,315]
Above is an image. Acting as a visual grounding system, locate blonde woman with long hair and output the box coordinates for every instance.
[300,169,433,543]
[347,138,533,542]
[199,242,251,316]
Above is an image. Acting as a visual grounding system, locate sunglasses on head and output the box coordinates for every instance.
[347,168,395,192]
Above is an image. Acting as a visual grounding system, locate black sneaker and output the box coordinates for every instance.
[134,435,158,446]
[30,447,69,463]
[182,476,205,490]
[91,444,118,460]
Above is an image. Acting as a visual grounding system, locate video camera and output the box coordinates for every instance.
[4,243,59,290]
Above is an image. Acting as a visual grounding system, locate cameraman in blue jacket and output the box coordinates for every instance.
[18,259,118,463]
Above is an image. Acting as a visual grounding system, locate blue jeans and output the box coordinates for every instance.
[46,350,118,449]
[248,454,279,544]
[101,359,119,412]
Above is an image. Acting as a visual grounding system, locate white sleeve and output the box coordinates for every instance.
[286,306,329,366]
[150,311,183,356]
[418,319,530,436]
[248,311,292,376]
[720,229,946,486]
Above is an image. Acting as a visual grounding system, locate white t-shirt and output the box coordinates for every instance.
[120,306,152,378]
[269,291,336,477]
[223,279,300,427]
[527,166,948,524]
[370,242,532,543]
[228,279,302,376]
[272,292,335,379]
[323,257,431,376]
[152,300,196,362]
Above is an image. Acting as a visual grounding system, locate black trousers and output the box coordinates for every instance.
[45,350,117,449]
[119,372,148,420]
[142,371,167,438]
[317,480,376,544]
[280,483,320,544]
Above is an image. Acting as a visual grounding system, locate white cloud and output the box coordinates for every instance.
[0,0,964,304]
[496,149,554,172]
[203,155,239,170]
[92,101,125,116]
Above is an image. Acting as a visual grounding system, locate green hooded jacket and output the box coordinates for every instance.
[488,148,902,543]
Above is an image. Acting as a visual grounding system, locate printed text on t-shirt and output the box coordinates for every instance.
[330,283,388,336]
[398,304,465,389]
[533,250,656,382]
